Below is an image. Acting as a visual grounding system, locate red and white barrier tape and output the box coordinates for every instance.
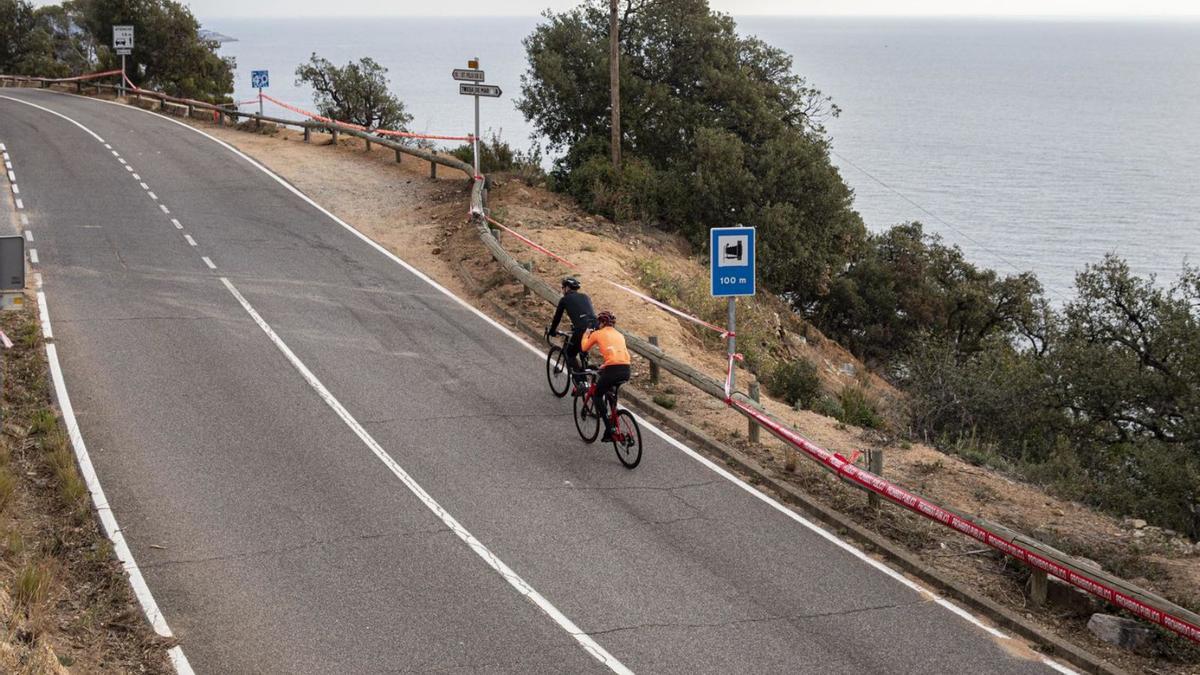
[259,94,472,142]
[727,396,1200,644]
[41,68,124,83]
[483,215,733,338]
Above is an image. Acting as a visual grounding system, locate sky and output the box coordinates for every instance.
[124,0,1200,20]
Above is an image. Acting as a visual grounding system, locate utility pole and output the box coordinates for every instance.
[609,0,621,171]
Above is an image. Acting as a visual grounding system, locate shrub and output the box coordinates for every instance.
[765,359,820,408]
[296,54,410,131]
[653,394,676,410]
[837,385,882,429]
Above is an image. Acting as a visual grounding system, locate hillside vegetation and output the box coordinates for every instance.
[515,0,1199,538]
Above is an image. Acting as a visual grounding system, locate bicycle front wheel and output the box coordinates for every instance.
[611,409,643,468]
[546,347,570,398]
[573,395,600,443]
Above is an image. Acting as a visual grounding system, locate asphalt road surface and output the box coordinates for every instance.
[0,89,1062,674]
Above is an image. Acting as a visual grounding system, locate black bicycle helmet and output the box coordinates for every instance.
[597,310,616,327]
[562,277,581,290]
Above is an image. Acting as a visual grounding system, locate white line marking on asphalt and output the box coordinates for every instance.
[201,256,216,270]
[14,198,22,210]
[4,160,11,170]
[24,230,32,241]
[104,143,112,149]
[1041,657,1079,675]
[20,214,28,226]
[6,170,13,182]
[132,173,140,180]
[125,165,133,172]
[118,157,126,164]
[76,91,1043,670]
[0,95,106,143]
[168,647,194,675]
[148,192,158,201]
[139,182,149,190]
[33,272,41,289]
[171,218,183,230]
[183,235,196,247]
[0,142,5,150]
[11,183,18,194]
[110,150,119,158]
[36,292,51,339]
[219,275,632,674]
[28,248,38,264]
[159,204,170,214]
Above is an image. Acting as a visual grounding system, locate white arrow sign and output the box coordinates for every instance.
[452,69,486,82]
[459,83,502,98]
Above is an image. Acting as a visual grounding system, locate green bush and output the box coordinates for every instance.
[765,359,820,408]
[653,394,677,410]
[810,395,844,420]
[451,130,545,180]
[837,385,883,429]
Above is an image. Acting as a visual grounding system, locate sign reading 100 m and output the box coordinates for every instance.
[710,226,756,297]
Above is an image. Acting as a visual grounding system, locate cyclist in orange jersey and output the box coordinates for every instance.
[581,311,631,442]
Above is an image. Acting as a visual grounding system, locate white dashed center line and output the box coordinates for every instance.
[11,184,19,194]
[118,158,126,165]
[201,257,216,270]
[132,173,141,180]
[148,192,158,201]
[139,182,149,190]
[110,150,119,157]
[183,235,197,247]
[24,230,32,242]
[6,170,14,182]
[159,204,170,214]
[15,199,23,210]
[124,165,132,172]
[170,218,183,230]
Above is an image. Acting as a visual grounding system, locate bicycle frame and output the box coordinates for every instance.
[581,378,627,442]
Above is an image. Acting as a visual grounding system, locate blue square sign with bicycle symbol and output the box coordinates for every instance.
[710,226,756,297]
[251,70,269,89]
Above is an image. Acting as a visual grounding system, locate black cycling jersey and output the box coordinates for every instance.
[548,291,596,335]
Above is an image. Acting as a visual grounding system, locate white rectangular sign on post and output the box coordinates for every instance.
[452,69,486,82]
[459,83,502,98]
[113,25,134,54]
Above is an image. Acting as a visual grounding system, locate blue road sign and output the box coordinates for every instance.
[251,70,269,89]
[710,226,756,297]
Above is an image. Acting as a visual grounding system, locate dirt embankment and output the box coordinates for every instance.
[187,117,1199,672]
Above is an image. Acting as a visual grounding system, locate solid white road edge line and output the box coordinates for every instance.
[0,95,107,143]
[6,93,195,675]
[46,89,1075,672]
[219,276,632,675]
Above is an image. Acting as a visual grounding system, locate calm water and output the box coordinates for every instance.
[204,16,1200,298]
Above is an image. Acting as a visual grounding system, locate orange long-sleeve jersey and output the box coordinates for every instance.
[581,326,631,368]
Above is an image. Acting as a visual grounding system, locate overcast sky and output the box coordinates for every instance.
[140,0,1200,20]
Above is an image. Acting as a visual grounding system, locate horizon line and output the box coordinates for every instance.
[198,13,1200,20]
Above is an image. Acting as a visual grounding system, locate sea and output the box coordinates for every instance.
[202,16,1200,300]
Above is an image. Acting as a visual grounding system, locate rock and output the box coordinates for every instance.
[1087,613,1155,651]
[782,331,807,350]
[1131,518,1148,529]
[431,247,442,256]
[839,362,856,377]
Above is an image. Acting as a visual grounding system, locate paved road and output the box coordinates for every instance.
[0,89,1058,674]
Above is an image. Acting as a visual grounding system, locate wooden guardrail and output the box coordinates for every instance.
[466,179,1200,648]
[0,75,475,179]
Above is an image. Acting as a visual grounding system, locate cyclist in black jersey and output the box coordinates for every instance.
[545,277,596,395]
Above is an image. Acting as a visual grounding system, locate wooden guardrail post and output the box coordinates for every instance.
[430,151,438,179]
[1028,569,1048,608]
[303,126,311,143]
[868,449,884,510]
[395,147,402,163]
[648,336,660,383]
[748,381,761,442]
[330,128,339,145]
[365,137,372,152]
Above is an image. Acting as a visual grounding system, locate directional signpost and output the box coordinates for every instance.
[454,59,502,178]
[710,226,756,391]
[113,25,134,97]
[251,70,269,116]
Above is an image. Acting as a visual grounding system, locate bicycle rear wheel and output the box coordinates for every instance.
[573,395,600,443]
[611,410,643,468]
[546,347,570,398]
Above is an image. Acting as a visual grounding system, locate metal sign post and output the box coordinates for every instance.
[710,226,757,392]
[251,70,269,116]
[113,25,134,97]
[455,59,501,179]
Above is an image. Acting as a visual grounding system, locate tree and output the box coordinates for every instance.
[295,54,411,132]
[76,0,233,101]
[519,0,860,307]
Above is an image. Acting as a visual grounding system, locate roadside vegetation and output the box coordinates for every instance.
[517,0,1199,538]
[0,0,233,100]
[295,54,411,132]
[0,308,170,672]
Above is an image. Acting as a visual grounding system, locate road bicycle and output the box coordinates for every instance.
[545,331,588,398]
[573,368,643,469]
